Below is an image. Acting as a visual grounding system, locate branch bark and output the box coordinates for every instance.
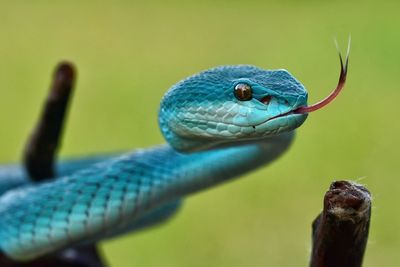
[23,62,75,180]
[0,244,108,267]
[310,180,371,267]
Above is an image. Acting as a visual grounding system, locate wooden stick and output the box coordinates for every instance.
[310,180,371,267]
[23,62,75,181]
[0,244,108,267]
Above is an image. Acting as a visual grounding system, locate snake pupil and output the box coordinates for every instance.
[234,83,252,101]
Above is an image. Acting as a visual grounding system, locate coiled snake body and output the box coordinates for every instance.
[0,61,347,261]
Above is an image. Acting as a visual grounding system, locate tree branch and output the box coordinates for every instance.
[23,62,75,181]
[310,180,371,267]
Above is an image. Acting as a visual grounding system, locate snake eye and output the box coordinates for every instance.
[234,83,252,101]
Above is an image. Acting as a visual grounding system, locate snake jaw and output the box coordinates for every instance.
[247,113,307,139]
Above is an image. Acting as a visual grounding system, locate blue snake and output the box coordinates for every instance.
[0,54,348,261]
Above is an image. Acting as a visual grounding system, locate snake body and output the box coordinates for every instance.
[0,65,308,261]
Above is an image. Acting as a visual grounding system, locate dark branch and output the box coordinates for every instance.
[310,180,371,267]
[23,62,76,181]
[0,244,108,267]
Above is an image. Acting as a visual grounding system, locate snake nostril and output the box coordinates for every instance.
[261,95,272,105]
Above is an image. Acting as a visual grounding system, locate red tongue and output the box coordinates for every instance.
[295,41,350,114]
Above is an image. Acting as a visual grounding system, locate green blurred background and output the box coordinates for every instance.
[0,0,399,266]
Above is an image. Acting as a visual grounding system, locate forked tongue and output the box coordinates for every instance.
[295,39,350,114]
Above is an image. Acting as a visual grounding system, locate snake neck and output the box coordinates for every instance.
[159,132,295,195]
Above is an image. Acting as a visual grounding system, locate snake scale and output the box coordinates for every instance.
[0,51,348,261]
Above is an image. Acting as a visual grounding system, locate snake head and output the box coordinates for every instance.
[159,65,308,152]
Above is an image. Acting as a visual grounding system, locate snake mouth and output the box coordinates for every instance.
[250,112,307,137]
[264,110,295,123]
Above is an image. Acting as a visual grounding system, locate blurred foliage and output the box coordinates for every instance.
[0,0,399,266]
